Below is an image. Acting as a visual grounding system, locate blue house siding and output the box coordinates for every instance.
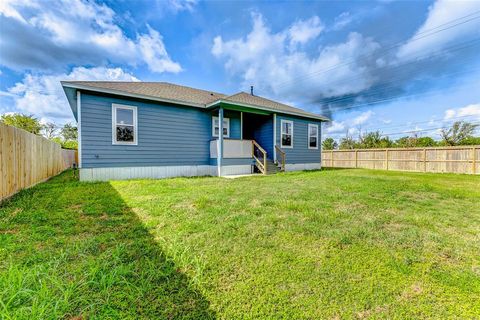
[275,114,322,164]
[209,110,241,140]
[253,117,274,160]
[80,93,211,168]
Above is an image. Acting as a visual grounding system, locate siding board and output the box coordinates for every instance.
[276,115,322,164]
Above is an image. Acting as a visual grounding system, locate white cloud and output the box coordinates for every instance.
[352,110,374,126]
[6,67,139,123]
[443,103,480,121]
[0,0,181,73]
[212,13,381,104]
[333,12,353,31]
[397,0,480,60]
[166,0,197,12]
[288,16,324,46]
[326,110,374,134]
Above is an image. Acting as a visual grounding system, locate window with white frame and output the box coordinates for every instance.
[112,104,137,145]
[212,116,230,138]
[308,124,318,149]
[281,120,293,148]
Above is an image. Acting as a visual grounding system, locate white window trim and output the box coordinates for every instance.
[308,123,319,150]
[212,116,230,138]
[280,119,293,148]
[112,104,138,145]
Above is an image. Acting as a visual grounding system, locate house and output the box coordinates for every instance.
[61,81,329,181]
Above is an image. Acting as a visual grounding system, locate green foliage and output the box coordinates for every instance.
[357,131,393,149]
[41,122,58,139]
[394,136,438,148]
[0,113,43,134]
[322,137,338,150]
[339,135,356,149]
[1,170,479,318]
[60,123,78,141]
[441,121,478,146]
[61,140,78,150]
[459,136,480,145]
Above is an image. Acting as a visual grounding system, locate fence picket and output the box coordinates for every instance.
[322,146,479,175]
[0,123,77,201]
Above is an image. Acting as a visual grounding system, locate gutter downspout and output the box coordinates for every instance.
[273,113,277,163]
[218,107,224,177]
[77,91,82,169]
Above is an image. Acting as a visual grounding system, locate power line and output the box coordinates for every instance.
[354,115,480,133]
[379,122,480,137]
[315,38,480,106]
[272,12,480,90]
[318,81,480,115]
[320,57,480,108]
[325,114,480,137]
[325,120,480,139]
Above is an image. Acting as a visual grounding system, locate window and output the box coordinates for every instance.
[308,124,318,149]
[112,104,137,145]
[281,120,293,148]
[212,116,230,138]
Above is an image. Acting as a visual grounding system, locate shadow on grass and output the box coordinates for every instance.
[0,171,216,319]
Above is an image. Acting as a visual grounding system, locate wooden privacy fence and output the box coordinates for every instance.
[1,123,77,201]
[322,146,480,175]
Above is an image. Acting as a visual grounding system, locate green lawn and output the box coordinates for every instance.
[1,169,479,319]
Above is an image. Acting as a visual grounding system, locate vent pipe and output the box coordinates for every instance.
[250,86,254,96]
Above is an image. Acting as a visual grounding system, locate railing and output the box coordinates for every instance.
[275,145,286,171]
[252,140,267,175]
[210,139,252,158]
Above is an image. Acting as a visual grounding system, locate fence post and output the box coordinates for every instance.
[423,148,427,172]
[355,150,358,168]
[473,147,476,175]
[385,149,389,171]
[331,151,334,167]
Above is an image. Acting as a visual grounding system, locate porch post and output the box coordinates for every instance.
[218,107,224,176]
[273,113,277,163]
[240,111,243,140]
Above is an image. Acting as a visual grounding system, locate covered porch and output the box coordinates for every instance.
[208,104,285,176]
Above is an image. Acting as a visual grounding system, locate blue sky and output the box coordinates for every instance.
[0,0,479,140]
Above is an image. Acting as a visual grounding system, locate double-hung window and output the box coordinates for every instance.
[281,120,293,148]
[212,116,230,138]
[308,124,318,149]
[112,104,137,145]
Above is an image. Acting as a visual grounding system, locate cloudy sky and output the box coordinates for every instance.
[0,0,479,140]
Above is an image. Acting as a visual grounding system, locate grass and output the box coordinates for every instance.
[0,169,479,319]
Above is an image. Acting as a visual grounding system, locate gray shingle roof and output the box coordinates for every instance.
[61,81,328,121]
[220,92,327,120]
[61,81,226,106]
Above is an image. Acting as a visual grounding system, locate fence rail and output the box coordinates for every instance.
[322,146,479,175]
[1,123,77,201]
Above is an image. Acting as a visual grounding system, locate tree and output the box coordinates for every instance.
[357,131,393,149]
[322,138,337,150]
[395,136,437,148]
[440,121,478,146]
[339,135,356,149]
[459,136,480,146]
[42,122,58,139]
[60,123,77,141]
[0,113,43,134]
[415,136,437,147]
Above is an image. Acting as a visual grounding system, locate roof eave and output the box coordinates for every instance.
[61,82,206,109]
[206,99,330,121]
